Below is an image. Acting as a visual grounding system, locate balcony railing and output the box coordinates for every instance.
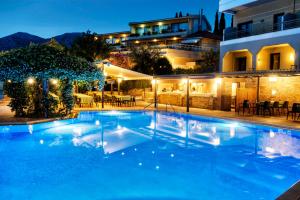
[128,31,188,40]
[224,18,300,41]
[155,44,218,52]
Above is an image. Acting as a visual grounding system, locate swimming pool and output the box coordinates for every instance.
[0,111,299,200]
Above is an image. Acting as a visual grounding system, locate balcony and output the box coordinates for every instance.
[224,17,300,41]
[128,31,188,41]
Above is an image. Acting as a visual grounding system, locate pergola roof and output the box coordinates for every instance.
[95,62,153,80]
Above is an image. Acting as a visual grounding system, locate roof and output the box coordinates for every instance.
[129,15,201,26]
[95,62,153,80]
[186,31,222,41]
[98,31,131,37]
[154,70,300,80]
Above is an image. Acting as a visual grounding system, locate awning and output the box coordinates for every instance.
[95,62,153,80]
[181,38,201,44]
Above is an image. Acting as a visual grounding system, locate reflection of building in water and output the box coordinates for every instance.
[259,130,300,159]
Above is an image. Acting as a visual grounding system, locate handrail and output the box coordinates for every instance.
[224,18,300,41]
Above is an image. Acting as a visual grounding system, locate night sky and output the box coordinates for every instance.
[0,0,220,38]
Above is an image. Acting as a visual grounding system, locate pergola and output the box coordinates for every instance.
[95,61,153,108]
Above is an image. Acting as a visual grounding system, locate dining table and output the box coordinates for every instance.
[74,93,94,106]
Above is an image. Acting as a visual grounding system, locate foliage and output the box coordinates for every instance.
[195,50,219,73]
[153,57,173,75]
[60,79,74,115]
[120,80,151,91]
[213,11,219,35]
[130,46,173,75]
[219,13,226,37]
[0,44,105,117]
[69,30,112,62]
[5,82,28,117]
[77,80,93,93]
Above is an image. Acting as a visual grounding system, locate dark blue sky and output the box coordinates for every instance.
[0,0,220,38]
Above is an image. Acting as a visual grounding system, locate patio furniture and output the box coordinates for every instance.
[279,101,289,115]
[93,93,102,107]
[74,93,94,107]
[287,103,300,120]
[272,101,280,116]
[262,101,272,116]
[238,100,252,115]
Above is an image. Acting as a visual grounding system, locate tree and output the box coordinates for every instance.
[0,44,105,117]
[69,30,112,62]
[175,12,178,18]
[154,57,173,75]
[129,46,173,75]
[219,13,226,37]
[130,46,161,75]
[213,11,219,35]
[196,50,219,73]
[179,11,183,18]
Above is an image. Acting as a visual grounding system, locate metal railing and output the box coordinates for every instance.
[155,44,218,52]
[224,18,300,41]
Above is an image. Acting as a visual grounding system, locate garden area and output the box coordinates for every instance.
[0,43,105,119]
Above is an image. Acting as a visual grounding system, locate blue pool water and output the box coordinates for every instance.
[0,111,300,200]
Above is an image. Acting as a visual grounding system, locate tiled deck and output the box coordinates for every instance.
[1,99,300,130]
[73,101,300,130]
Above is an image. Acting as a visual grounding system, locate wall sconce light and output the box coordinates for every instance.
[27,78,35,85]
[290,53,295,62]
[271,89,277,96]
[269,76,277,82]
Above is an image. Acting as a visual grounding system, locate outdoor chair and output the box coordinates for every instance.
[93,94,101,107]
[238,100,252,115]
[272,101,280,116]
[262,101,272,116]
[74,96,81,107]
[280,101,289,115]
[287,103,300,120]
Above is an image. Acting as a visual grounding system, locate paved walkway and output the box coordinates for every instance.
[1,98,300,130]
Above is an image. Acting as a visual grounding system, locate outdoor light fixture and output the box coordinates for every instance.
[51,79,58,85]
[118,78,122,83]
[135,40,140,44]
[153,39,158,42]
[7,80,11,83]
[158,22,163,26]
[151,79,156,85]
[272,89,277,96]
[27,78,35,85]
[181,79,188,84]
[289,53,295,62]
[173,37,178,41]
[269,76,277,82]
[215,78,222,85]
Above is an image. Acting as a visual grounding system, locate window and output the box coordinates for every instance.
[270,53,280,70]
[273,13,284,31]
[171,23,179,33]
[179,23,188,32]
[235,57,247,71]
[237,21,253,37]
[152,25,159,34]
[136,27,144,36]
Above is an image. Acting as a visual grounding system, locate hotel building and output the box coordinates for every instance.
[100,13,220,69]
[218,0,300,111]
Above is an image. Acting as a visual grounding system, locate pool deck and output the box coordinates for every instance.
[1,99,300,130]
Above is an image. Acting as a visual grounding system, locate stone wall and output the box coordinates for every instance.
[259,76,300,105]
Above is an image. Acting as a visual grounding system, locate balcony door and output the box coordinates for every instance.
[273,13,284,31]
[270,53,280,70]
[237,21,253,37]
[235,57,247,71]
